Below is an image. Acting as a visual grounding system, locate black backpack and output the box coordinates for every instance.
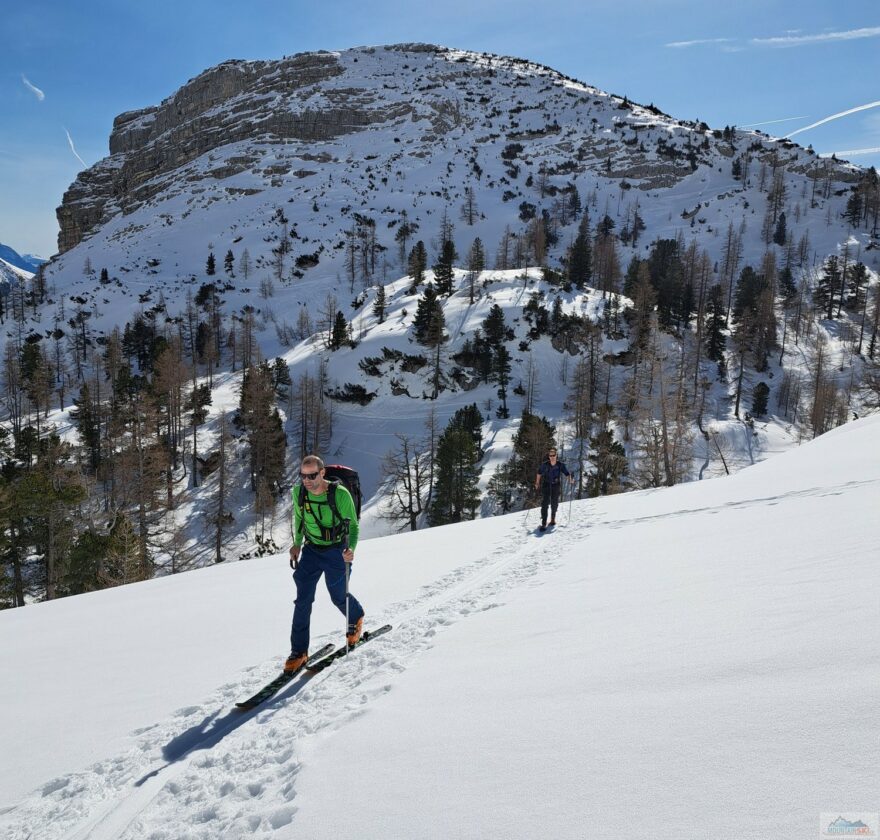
[297,464,362,541]
[323,464,362,519]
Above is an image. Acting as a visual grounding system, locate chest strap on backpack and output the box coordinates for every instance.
[299,482,350,544]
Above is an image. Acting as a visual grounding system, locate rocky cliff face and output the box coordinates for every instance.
[57,50,407,251]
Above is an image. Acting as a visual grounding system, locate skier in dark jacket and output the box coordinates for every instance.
[535,448,573,530]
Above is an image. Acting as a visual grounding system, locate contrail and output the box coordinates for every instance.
[820,147,880,158]
[741,116,809,128]
[752,26,880,47]
[665,37,735,49]
[21,74,45,101]
[785,100,880,139]
[64,128,87,167]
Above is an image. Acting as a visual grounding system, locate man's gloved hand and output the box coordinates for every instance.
[289,544,301,570]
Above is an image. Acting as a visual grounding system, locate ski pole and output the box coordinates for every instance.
[567,479,574,526]
[345,557,351,654]
[343,519,351,654]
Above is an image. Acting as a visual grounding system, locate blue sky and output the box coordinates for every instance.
[2,0,878,257]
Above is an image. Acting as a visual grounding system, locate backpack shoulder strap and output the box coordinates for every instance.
[297,483,307,535]
[327,481,351,543]
[326,480,344,523]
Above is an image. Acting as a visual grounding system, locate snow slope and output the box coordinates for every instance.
[1,415,878,839]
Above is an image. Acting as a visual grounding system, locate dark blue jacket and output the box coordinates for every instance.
[537,460,570,485]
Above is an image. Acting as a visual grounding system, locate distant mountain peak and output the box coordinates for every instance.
[0,242,44,274]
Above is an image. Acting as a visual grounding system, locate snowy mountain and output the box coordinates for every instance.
[0,242,44,274]
[43,45,872,316]
[0,244,39,304]
[1,413,877,839]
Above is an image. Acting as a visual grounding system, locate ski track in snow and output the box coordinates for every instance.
[3,477,876,839]
[3,509,572,840]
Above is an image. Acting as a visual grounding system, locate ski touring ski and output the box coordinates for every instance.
[306,624,393,674]
[235,643,335,711]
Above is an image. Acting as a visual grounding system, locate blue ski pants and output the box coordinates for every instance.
[290,543,364,654]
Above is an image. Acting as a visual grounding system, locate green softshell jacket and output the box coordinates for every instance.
[292,484,359,550]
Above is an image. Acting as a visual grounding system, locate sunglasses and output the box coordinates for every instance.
[548,452,558,457]
[299,470,321,480]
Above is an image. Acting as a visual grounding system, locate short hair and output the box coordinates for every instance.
[301,455,325,470]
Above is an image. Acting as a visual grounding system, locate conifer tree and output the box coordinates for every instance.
[704,284,727,370]
[408,241,427,292]
[433,239,457,296]
[567,229,592,290]
[272,358,292,399]
[70,383,101,473]
[413,284,442,345]
[844,191,863,228]
[813,256,841,320]
[493,344,512,418]
[846,262,869,311]
[206,252,216,276]
[772,212,787,246]
[61,529,110,596]
[587,423,628,496]
[448,403,483,451]
[751,382,770,417]
[778,265,798,302]
[467,238,485,304]
[482,304,508,346]
[239,362,287,493]
[428,419,481,526]
[373,285,387,324]
[330,311,349,350]
[395,210,415,268]
[510,411,556,491]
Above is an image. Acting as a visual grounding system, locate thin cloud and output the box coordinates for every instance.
[819,147,880,158]
[785,100,880,139]
[665,37,735,49]
[21,74,45,101]
[751,26,880,47]
[741,116,809,128]
[63,128,87,168]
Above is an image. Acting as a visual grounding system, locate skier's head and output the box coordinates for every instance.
[300,455,326,487]
[548,448,558,461]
